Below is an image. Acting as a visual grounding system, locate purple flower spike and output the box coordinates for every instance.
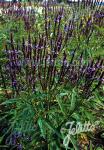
[17,144,22,150]
[12,80,17,88]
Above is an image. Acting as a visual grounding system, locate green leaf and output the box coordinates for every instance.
[0,137,4,144]
[38,118,46,138]
[43,118,62,139]
[1,99,17,105]
[0,114,9,122]
[56,95,66,116]
[96,147,104,150]
[60,93,68,97]
[89,140,93,150]
[70,136,79,150]
[70,88,77,112]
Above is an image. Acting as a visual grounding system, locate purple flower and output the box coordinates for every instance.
[64,24,69,32]
[14,132,23,138]
[17,144,22,150]
[12,80,17,87]
[87,19,92,27]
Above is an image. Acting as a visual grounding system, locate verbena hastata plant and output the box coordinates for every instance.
[0,1,104,150]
